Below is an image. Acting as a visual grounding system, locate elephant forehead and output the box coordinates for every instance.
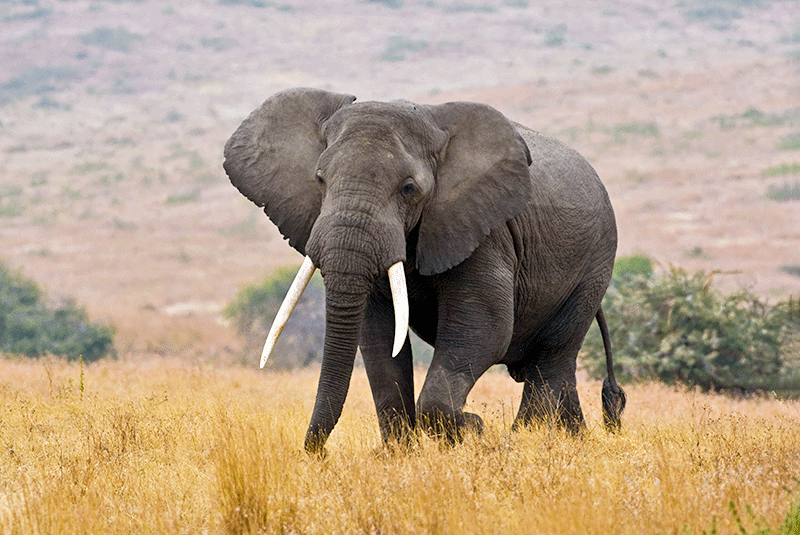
[330,102,439,145]
[323,139,416,180]
[321,122,417,161]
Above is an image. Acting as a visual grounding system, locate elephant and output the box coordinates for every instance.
[223,87,626,453]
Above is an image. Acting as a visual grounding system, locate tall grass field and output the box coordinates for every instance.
[1,357,798,534]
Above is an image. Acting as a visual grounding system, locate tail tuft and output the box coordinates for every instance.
[601,377,626,432]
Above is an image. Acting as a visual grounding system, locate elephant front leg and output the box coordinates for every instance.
[416,252,514,442]
[416,365,486,443]
[360,292,416,447]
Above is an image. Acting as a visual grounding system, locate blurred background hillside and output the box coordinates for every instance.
[1,0,798,361]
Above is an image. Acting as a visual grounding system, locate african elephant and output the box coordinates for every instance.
[223,87,626,453]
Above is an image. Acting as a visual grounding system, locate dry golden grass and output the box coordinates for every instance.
[1,356,798,534]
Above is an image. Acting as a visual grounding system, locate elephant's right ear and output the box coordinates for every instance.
[223,88,356,255]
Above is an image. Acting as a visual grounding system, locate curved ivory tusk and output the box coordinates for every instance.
[260,256,317,368]
[388,261,409,357]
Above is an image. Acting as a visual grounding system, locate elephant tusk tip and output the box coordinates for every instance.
[391,334,407,358]
[260,337,276,368]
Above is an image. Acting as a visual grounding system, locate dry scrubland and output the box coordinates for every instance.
[1,357,798,534]
[2,1,800,533]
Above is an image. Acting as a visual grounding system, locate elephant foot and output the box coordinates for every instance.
[378,412,417,447]
[463,412,484,434]
[379,426,420,455]
[417,405,484,444]
[513,377,587,435]
[511,415,585,437]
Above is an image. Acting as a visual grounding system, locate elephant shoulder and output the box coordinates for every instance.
[514,123,609,206]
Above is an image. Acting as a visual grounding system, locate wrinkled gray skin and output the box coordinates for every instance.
[224,88,626,453]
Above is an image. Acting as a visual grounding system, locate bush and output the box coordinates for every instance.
[767,181,800,201]
[0,66,79,103]
[225,268,434,368]
[80,27,143,52]
[582,257,800,393]
[611,253,654,283]
[224,266,325,369]
[0,262,115,362]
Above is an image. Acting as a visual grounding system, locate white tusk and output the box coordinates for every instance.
[388,261,409,357]
[260,256,317,368]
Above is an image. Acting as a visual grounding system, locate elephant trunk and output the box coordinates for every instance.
[302,214,407,453]
[304,273,371,453]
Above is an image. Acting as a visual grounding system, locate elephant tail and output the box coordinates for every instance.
[596,307,626,432]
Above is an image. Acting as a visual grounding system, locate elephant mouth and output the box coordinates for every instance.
[259,256,409,368]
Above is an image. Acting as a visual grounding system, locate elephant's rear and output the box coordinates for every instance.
[508,125,617,340]
[504,125,623,430]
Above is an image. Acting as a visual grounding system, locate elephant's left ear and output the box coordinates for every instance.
[417,102,533,276]
[223,88,356,255]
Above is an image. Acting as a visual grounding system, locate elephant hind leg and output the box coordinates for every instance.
[512,359,585,434]
[511,282,603,433]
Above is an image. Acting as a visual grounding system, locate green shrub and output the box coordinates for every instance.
[782,265,800,278]
[582,257,800,393]
[684,5,742,23]
[713,107,800,130]
[763,163,800,177]
[444,2,496,13]
[0,262,115,361]
[224,266,325,369]
[199,37,239,52]
[778,133,800,151]
[365,0,403,8]
[3,6,53,21]
[767,181,800,201]
[80,27,143,52]
[0,66,79,103]
[225,268,434,368]
[165,189,201,204]
[544,31,565,47]
[376,35,429,62]
[592,65,615,75]
[614,121,661,138]
[611,253,653,284]
[0,202,24,218]
[218,0,287,7]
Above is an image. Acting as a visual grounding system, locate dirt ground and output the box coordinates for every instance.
[0,0,798,360]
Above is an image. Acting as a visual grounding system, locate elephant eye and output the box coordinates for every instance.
[400,178,417,198]
[315,170,325,186]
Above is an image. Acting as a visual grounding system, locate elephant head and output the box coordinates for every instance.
[223,88,532,452]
